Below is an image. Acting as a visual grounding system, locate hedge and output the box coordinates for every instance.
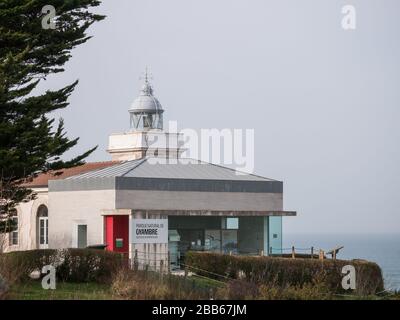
[185,252,384,296]
[0,249,124,284]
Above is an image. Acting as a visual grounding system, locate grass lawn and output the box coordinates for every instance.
[8,281,114,300]
[6,278,399,300]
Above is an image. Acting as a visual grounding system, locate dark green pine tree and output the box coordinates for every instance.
[0,0,105,233]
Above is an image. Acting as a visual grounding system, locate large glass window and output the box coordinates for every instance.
[204,230,221,252]
[220,217,239,253]
[221,230,238,254]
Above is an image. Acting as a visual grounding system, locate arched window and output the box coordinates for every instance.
[37,205,48,248]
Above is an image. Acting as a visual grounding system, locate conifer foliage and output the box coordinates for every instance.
[0,1,105,233]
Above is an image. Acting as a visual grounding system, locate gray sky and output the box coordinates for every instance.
[37,0,400,234]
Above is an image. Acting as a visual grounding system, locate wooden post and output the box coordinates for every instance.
[291,246,295,259]
[319,249,324,261]
[311,246,314,259]
[333,250,337,260]
[134,249,138,271]
[167,250,171,274]
[160,259,164,274]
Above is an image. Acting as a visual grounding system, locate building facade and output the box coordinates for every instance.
[2,73,296,270]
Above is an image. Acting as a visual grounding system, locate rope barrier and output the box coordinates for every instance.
[180,262,233,281]
[128,262,227,288]
[188,272,226,285]
[133,251,173,255]
[134,248,322,255]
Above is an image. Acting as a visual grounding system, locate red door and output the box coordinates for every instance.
[104,215,129,255]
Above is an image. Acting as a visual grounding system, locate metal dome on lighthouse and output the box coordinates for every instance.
[129,68,164,131]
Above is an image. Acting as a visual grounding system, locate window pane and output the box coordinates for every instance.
[226,218,239,229]
[12,232,18,245]
[38,205,48,217]
[9,217,18,245]
[40,219,44,244]
[45,220,48,244]
[222,230,238,254]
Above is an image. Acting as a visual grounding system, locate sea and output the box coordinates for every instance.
[283,233,400,291]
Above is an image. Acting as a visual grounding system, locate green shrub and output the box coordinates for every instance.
[0,274,8,299]
[0,249,124,284]
[56,249,124,283]
[214,278,332,300]
[0,249,57,284]
[185,252,384,296]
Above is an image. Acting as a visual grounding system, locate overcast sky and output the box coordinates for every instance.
[37,0,400,234]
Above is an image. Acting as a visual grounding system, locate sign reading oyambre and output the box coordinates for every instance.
[130,219,168,244]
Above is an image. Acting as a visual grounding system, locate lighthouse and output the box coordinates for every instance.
[107,69,183,161]
[129,69,164,131]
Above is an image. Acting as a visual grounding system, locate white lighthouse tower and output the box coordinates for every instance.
[107,69,183,161]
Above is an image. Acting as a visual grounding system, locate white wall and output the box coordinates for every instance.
[1,188,49,253]
[48,190,115,249]
[108,131,183,161]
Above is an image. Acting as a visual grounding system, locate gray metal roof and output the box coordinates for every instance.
[49,158,282,193]
[66,158,276,182]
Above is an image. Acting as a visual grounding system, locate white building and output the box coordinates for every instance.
[2,73,296,269]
